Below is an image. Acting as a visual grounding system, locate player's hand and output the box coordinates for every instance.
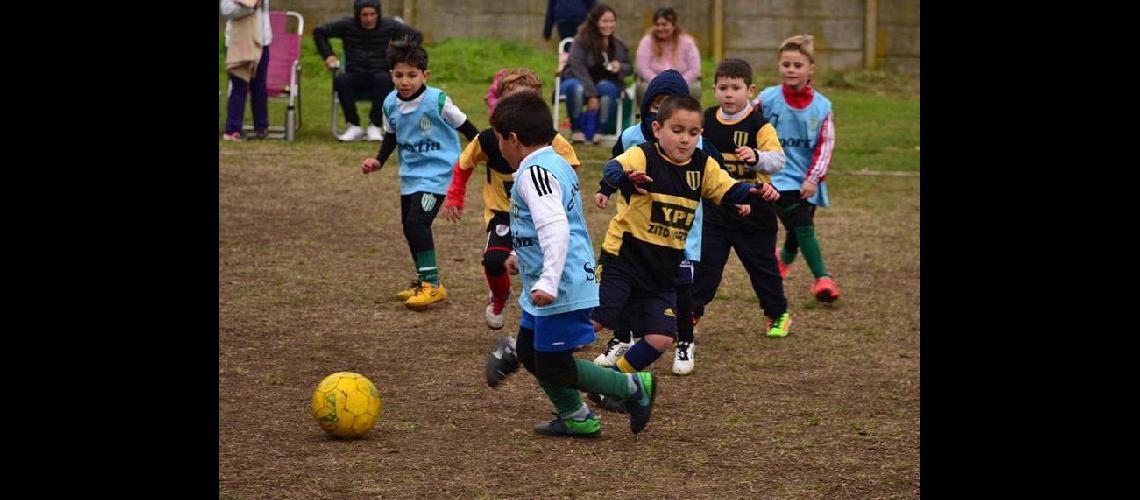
[505,254,518,275]
[800,179,817,199]
[594,192,609,209]
[735,146,756,164]
[362,158,382,174]
[442,204,463,223]
[586,97,600,112]
[749,183,779,201]
[626,170,653,194]
[531,289,555,306]
[735,204,751,216]
[325,55,339,70]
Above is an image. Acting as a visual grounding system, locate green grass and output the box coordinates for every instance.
[220,37,918,171]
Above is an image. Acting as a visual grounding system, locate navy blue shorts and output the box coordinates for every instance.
[591,260,678,338]
[521,308,596,352]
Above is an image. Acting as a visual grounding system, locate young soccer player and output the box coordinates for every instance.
[590,69,728,376]
[752,35,840,302]
[442,68,581,334]
[360,41,480,309]
[590,94,779,391]
[691,57,792,338]
[489,91,656,437]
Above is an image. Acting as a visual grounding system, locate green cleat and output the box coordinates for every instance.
[623,372,657,434]
[766,312,792,338]
[533,412,602,438]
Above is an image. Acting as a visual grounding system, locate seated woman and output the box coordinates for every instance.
[635,7,702,107]
[558,3,631,144]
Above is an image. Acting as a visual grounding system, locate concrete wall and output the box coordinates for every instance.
[224,0,919,75]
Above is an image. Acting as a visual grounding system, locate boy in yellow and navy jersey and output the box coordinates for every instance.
[442,69,581,332]
[692,57,792,338]
[591,94,779,376]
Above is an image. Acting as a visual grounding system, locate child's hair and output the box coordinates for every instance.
[386,37,429,70]
[714,58,753,86]
[491,92,556,147]
[496,68,543,97]
[655,95,703,125]
[778,34,815,63]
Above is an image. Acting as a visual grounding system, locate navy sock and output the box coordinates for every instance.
[616,339,664,373]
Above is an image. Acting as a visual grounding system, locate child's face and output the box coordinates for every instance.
[494,130,524,169]
[648,94,669,114]
[778,50,815,90]
[651,109,703,164]
[391,62,429,98]
[714,76,756,115]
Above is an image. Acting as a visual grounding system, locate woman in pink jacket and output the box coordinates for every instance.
[634,7,701,107]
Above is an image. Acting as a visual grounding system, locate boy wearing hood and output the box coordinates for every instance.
[314,0,423,141]
[590,70,727,378]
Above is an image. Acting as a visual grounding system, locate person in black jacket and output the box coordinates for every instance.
[314,0,422,141]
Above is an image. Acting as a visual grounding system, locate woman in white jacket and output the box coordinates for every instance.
[221,0,272,141]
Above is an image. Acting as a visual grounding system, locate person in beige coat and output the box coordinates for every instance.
[221,0,272,141]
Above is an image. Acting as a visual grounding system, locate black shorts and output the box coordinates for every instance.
[774,190,817,229]
[591,257,678,338]
[675,259,695,286]
[484,211,512,253]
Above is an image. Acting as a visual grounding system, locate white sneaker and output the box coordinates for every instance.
[338,125,364,141]
[672,341,694,375]
[485,292,506,330]
[367,125,383,141]
[592,337,631,367]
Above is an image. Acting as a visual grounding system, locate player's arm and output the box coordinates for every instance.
[746,122,786,174]
[806,112,835,186]
[700,157,777,205]
[552,134,581,171]
[445,139,486,208]
[518,165,571,301]
[601,147,649,195]
[439,94,479,142]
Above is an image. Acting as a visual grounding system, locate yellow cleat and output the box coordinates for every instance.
[405,282,447,309]
[393,279,422,301]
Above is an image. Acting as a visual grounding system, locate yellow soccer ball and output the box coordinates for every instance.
[311,372,382,438]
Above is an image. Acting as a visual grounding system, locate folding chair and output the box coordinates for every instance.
[226,11,304,141]
[550,37,632,145]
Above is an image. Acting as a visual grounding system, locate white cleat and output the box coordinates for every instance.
[593,337,631,367]
[672,341,694,375]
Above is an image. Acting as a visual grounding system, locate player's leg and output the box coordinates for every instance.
[532,309,647,436]
[778,193,839,302]
[482,212,513,328]
[691,220,732,329]
[729,206,792,337]
[672,260,697,375]
[589,259,635,366]
[404,192,447,308]
[775,191,800,273]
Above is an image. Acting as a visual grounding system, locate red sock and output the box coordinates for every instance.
[485,268,511,311]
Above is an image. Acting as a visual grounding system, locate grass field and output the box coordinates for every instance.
[220,37,919,498]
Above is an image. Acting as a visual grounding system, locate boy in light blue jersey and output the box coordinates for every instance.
[361,41,480,309]
[591,70,729,377]
[487,91,657,437]
[751,35,840,303]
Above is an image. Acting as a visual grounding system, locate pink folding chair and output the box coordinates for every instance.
[227,11,304,140]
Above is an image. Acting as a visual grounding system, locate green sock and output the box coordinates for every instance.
[413,250,440,285]
[793,225,829,279]
[574,360,635,400]
[780,247,797,265]
[538,381,583,417]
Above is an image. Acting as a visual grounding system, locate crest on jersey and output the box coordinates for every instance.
[733,131,749,148]
[809,117,819,132]
[685,170,701,191]
[419,115,432,133]
[495,224,510,237]
[421,194,437,212]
